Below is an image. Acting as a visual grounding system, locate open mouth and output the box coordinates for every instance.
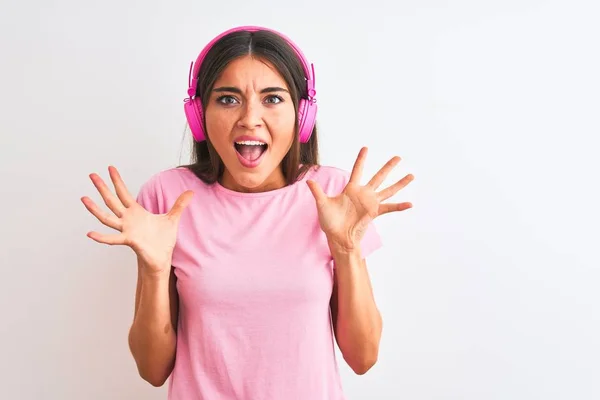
[234,140,268,162]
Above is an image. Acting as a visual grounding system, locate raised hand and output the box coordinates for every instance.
[307,147,414,254]
[81,166,194,276]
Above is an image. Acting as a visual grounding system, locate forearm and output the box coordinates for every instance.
[128,265,176,386]
[332,247,382,374]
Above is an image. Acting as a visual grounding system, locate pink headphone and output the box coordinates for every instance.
[183,25,318,143]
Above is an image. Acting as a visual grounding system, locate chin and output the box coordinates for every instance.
[223,156,279,192]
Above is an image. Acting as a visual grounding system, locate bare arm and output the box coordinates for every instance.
[308,148,412,375]
[128,257,179,387]
[81,167,192,386]
[330,249,382,375]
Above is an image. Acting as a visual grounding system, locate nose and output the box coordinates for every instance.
[237,101,263,129]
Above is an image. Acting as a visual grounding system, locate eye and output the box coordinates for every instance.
[265,95,284,104]
[216,95,238,105]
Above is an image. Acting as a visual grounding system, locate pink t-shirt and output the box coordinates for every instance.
[135,164,382,400]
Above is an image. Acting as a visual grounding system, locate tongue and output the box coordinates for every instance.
[237,145,264,161]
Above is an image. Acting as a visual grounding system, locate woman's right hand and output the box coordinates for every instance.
[81,166,194,277]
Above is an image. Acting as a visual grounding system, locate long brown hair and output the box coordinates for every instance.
[180,29,320,186]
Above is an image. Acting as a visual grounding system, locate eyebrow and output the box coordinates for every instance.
[212,86,289,94]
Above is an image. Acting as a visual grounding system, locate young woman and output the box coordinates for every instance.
[82,26,414,399]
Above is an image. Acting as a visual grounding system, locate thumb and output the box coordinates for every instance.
[306,180,327,206]
[167,190,194,219]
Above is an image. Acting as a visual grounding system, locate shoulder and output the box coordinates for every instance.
[137,166,198,194]
[308,165,352,196]
[136,166,202,213]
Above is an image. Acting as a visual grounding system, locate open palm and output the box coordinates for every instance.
[81,166,194,275]
[307,147,414,253]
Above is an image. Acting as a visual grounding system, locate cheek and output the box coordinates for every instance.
[270,107,297,145]
[204,110,232,149]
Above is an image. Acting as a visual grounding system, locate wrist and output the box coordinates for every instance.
[328,240,362,260]
[325,233,357,252]
[141,268,170,281]
[138,258,172,281]
[329,246,364,273]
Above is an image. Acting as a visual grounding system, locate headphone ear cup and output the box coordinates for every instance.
[297,98,317,143]
[184,98,206,142]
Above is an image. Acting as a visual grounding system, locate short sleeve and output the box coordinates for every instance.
[360,220,383,259]
[135,174,164,215]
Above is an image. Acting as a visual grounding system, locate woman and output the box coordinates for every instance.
[82,26,414,400]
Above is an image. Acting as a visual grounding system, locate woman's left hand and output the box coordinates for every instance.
[307,147,414,254]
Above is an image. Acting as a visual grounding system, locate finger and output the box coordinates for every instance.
[81,196,123,231]
[367,156,401,190]
[86,231,127,245]
[349,147,368,184]
[306,180,327,206]
[167,190,195,219]
[377,174,414,201]
[108,166,135,207]
[89,173,126,217]
[378,202,413,215]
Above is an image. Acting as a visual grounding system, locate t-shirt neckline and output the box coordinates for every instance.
[212,165,318,198]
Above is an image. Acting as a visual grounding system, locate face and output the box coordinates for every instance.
[204,55,296,193]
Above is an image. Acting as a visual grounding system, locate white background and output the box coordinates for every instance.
[1,0,599,399]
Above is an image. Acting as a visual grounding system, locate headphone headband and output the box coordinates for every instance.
[186,25,316,101]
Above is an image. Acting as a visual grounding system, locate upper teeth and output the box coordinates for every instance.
[236,140,266,146]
